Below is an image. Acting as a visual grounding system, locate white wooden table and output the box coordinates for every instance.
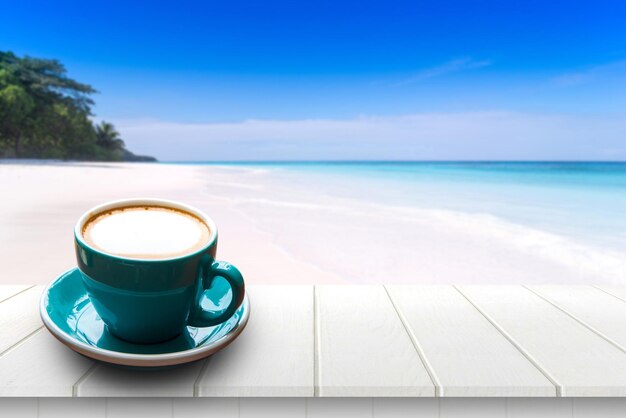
[1,285,626,418]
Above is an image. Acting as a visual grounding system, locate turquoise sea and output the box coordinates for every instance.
[176,162,626,253]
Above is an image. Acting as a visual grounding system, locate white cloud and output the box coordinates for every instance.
[394,58,492,86]
[113,112,626,161]
[552,59,626,87]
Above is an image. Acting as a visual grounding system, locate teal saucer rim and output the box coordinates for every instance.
[39,267,250,367]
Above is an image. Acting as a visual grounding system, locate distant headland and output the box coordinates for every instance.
[0,51,155,162]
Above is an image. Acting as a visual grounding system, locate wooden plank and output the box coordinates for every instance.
[573,398,626,418]
[105,399,173,418]
[0,285,31,303]
[529,285,626,351]
[306,399,372,418]
[373,398,438,418]
[172,398,239,418]
[506,398,573,418]
[316,285,435,397]
[196,286,314,397]
[0,398,38,418]
[38,399,105,418]
[0,329,94,396]
[595,286,626,303]
[0,286,44,354]
[386,286,556,396]
[239,399,306,418]
[75,361,205,397]
[27,399,626,418]
[457,286,626,396]
[439,399,506,418]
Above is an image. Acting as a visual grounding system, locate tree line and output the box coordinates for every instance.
[0,51,155,161]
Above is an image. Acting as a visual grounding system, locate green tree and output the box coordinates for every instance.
[0,51,97,158]
[0,51,153,161]
[95,121,125,152]
[0,81,35,156]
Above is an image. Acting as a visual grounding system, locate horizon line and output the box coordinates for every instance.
[161,159,626,164]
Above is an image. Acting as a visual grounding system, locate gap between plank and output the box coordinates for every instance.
[453,285,563,397]
[523,285,626,355]
[592,285,626,304]
[0,326,44,358]
[313,285,321,397]
[72,363,100,396]
[0,284,36,304]
[192,358,212,397]
[383,285,442,397]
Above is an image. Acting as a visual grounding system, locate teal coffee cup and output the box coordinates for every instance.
[74,198,246,344]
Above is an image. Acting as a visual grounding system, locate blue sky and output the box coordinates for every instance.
[3,1,626,160]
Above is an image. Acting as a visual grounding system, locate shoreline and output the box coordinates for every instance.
[1,162,624,285]
[0,162,345,285]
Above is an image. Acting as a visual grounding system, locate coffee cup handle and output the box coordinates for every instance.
[188,257,246,328]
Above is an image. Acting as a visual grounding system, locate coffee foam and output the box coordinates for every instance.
[82,205,211,259]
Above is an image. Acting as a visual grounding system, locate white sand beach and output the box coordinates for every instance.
[1,162,625,285]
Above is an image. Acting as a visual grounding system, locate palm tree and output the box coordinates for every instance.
[95,121,125,151]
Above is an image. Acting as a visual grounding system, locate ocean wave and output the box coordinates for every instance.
[230,194,626,283]
[365,201,626,283]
